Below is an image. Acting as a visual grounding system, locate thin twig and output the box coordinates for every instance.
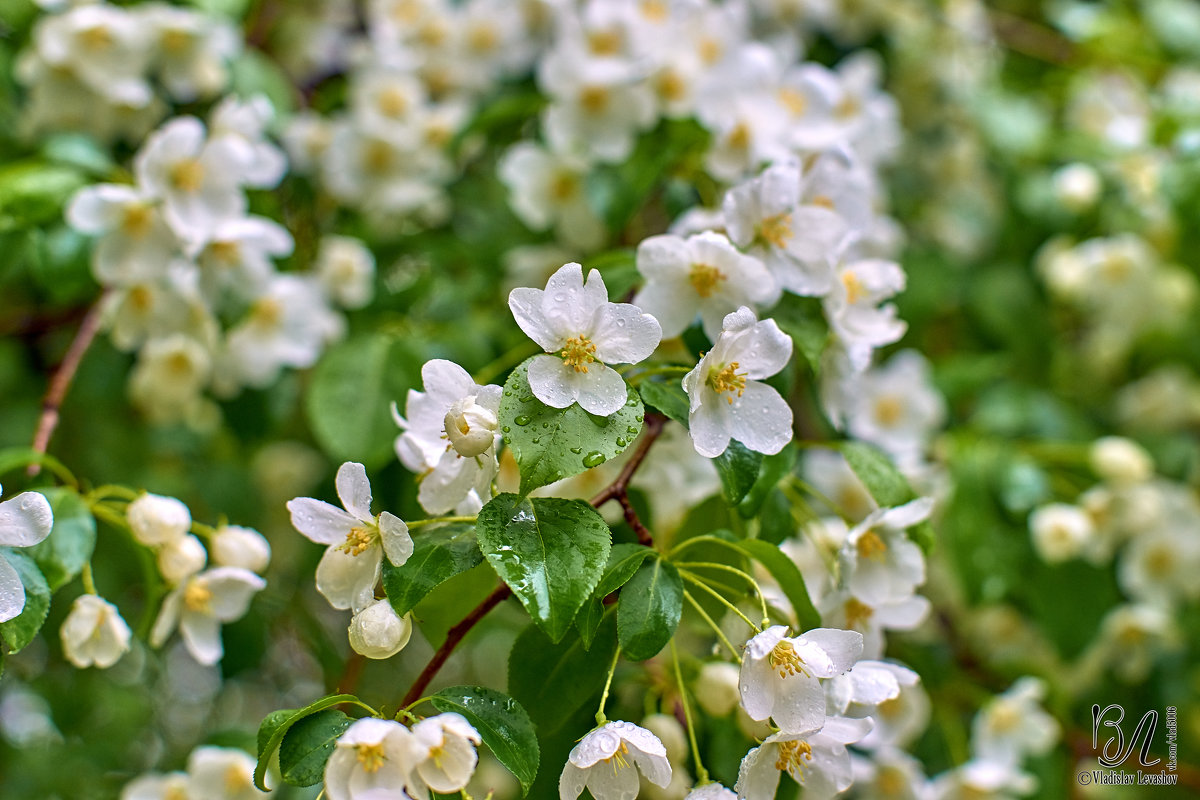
[590,412,666,546]
[29,293,108,476]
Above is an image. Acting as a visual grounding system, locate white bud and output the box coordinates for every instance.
[693,661,740,717]
[1090,436,1154,485]
[348,599,412,659]
[443,396,498,458]
[157,534,207,584]
[1029,503,1094,563]
[1052,163,1101,212]
[641,713,688,764]
[211,525,271,573]
[60,595,132,669]
[127,493,191,547]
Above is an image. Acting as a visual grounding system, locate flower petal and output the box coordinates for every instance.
[287,498,358,545]
[541,263,609,336]
[0,491,53,547]
[378,512,413,566]
[336,461,373,520]
[591,303,662,365]
[316,543,381,611]
[527,354,580,409]
[799,628,864,675]
[727,381,792,456]
[509,287,561,351]
[0,554,26,624]
[203,567,267,621]
[180,612,223,665]
[573,364,631,417]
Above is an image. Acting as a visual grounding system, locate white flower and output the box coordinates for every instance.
[509,262,661,416]
[823,660,920,719]
[324,718,418,800]
[633,231,775,340]
[734,716,872,800]
[126,492,191,548]
[157,533,207,585]
[144,5,240,103]
[34,4,152,107]
[928,758,1036,800]
[823,256,907,372]
[681,307,793,458]
[186,745,261,800]
[971,678,1059,765]
[1052,163,1102,212]
[851,747,929,800]
[66,184,178,286]
[839,498,932,606]
[498,142,605,250]
[407,713,482,798]
[211,525,271,573]
[1028,504,1094,563]
[120,772,190,800]
[1089,436,1154,485]
[819,589,930,660]
[0,487,53,623]
[560,720,673,800]
[393,360,502,516]
[209,94,286,188]
[685,784,737,800]
[287,462,413,611]
[128,334,212,423]
[844,351,946,470]
[348,599,413,660]
[150,566,266,665]
[195,215,294,303]
[315,235,376,310]
[739,626,863,734]
[59,595,132,669]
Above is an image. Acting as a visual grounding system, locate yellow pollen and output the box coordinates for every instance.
[874,395,903,427]
[876,765,907,795]
[378,87,409,118]
[877,696,904,719]
[209,240,240,264]
[809,194,835,209]
[165,787,188,800]
[844,597,874,629]
[698,37,722,64]
[550,171,580,201]
[418,19,448,47]
[425,122,452,146]
[560,336,598,373]
[161,28,191,53]
[184,581,212,613]
[424,68,452,99]
[707,362,747,403]
[466,23,499,53]
[129,285,154,312]
[121,204,154,238]
[768,639,810,679]
[224,764,250,792]
[169,160,205,193]
[364,140,395,171]
[1100,255,1133,282]
[356,742,387,773]
[80,25,113,50]
[1145,546,1173,578]
[774,739,814,776]
[603,741,631,774]
[1115,622,1147,646]
[855,529,888,561]
[656,70,686,103]
[758,213,793,248]
[778,87,807,116]
[841,270,865,305]
[166,351,195,376]
[836,95,860,119]
[989,702,1021,734]
[688,263,725,297]
[588,30,622,56]
[727,122,751,151]
[340,526,375,557]
[252,297,282,328]
[580,85,610,114]
[430,744,445,769]
[640,0,669,22]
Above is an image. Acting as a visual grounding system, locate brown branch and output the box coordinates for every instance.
[589,412,666,546]
[400,584,513,708]
[28,293,108,476]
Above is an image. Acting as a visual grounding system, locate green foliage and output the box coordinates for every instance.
[499,358,644,495]
[616,557,683,661]
[382,523,483,617]
[728,539,821,632]
[430,686,540,795]
[714,440,763,506]
[278,708,354,787]
[838,441,936,552]
[254,694,364,791]
[577,543,655,648]
[0,549,50,654]
[638,379,690,426]
[0,160,87,233]
[26,487,95,591]
[737,445,796,518]
[476,494,611,642]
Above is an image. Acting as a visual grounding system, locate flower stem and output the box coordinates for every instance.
[670,639,708,783]
[682,589,741,662]
[679,570,761,633]
[679,561,771,628]
[595,644,622,726]
[80,562,97,595]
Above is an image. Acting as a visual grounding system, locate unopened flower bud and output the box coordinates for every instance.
[693,661,740,717]
[1029,503,1093,563]
[211,525,271,573]
[60,595,131,669]
[444,396,498,458]
[127,493,191,547]
[1090,436,1153,485]
[157,534,207,584]
[641,713,688,764]
[348,599,412,659]
[1052,163,1101,212]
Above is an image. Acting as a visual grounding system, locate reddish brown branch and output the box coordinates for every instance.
[590,412,666,546]
[400,584,513,707]
[28,293,108,476]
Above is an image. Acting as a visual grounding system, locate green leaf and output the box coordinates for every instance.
[476,494,610,642]
[306,333,419,470]
[430,686,540,795]
[230,49,297,115]
[638,380,690,427]
[0,447,75,485]
[382,523,482,617]
[837,441,914,508]
[279,709,353,787]
[617,558,683,661]
[737,445,796,518]
[0,549,51,654]
[26,488,95,592]
[0,160,87,233]
[772,295,829,373]
[714,440,763,506]
[729,540,821,632]
[577,543,655,648]
[508,614,617,735]
[41,133,114,177]
[253,694,363,791]
[499,358,644,495]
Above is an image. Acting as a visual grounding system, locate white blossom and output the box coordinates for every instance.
[66,184,178,286]
[348,599,413,660]
[971,678,1059,765]
[315,235,376,309]
[211,525,271,573]
[325,718,420,800]
[839,498,932,606]
[186,745,262,800]
[560,721,673,800]
[406,713,482,798]
[0,487,54,623]
[156,533,208,585]
[59,595,132,669]
[126,492,191,548]
[150,566,266,665]
[498,142,605,250]
[734,716,872,800]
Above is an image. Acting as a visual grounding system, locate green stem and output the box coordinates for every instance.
[679,561,771,627]
[683,589,741,662]
[406,515,477,530]
[595,644,622,726]
[84,484,140,504]
[679,571,761,633]
[80,562,97,595]
[670,639,708,783]
[668,534,748,559]
[190,521,217,540]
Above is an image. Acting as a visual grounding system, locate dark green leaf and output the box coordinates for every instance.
[638,380,690,427]
[499,358,644,495]
[254,694,363,791]
[838,441,914,508]
[617,558,683,661]
[508,614,617,735]
[26,488,95,592]
[431,686,540,795]
[476,494,610,642]
[772,295,829,373]
[737,445,796,518]
[714,441,762,506]
[382,523,482,616]
[578,543,655,648]
[729,540,820,631]
[0,550,50,654]
[279,709,352,787]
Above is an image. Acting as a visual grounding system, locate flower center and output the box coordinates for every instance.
[184,581,212,613]
[988,701,1022,734]
[778,88,807,116]
[841,270,865,305]
[224,764,250,792]
[340,526,376,557]
[774,739,814,776]
[758,213,793,248]
[580,85,611,114]
[251,297,282,329]
[466,23,498,53]
[161,28,191,53]
[356,742,387,773]
[876,765,907,796]
[560,336,597,373]
[550,171,580,201]
[121,204,154,238]
[874,395,903,426]
[378,87,409,118]
[640,0,669,22]
[1145,545,1173,578]
[727,122,751,151]
[688,263,725,298]
[698,37,722,64]
[80,25,113,50]
[856,529,888,561]
[656,69,686,103]
[706,361,746,404]
[768,640,810,678]
[169,159,205,193]
[603,740,631,774]
[587,30,622,56]
[844,597,874,629]
[209,240,241,264]
[878,696,904,719]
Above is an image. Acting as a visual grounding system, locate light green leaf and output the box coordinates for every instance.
[26,488,95,592]
[729,539,821,632]
[430,686,540,795]
[279,709,353,787]
[617,558,683,661]
[254,694,364,791]
[638,380,690,427]
[0,549,51,654]
[499,358,644,495]
[382,523,482,617]
[476,494,610,642]
[577,543,655,648]
[714,440,762,506]
[838,441,914,508]
[508,614,617,735]
[0,160,87,233]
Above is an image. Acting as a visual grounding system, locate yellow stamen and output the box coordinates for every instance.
[841,270,865,305]
[80,25,113,50]
[656,70,686,103]
[466,23,498,53]
[588,30,622,56]
[603,741,630,774]
[844,597,874,629]
[809,194,835,209]
[580,86,610,114]
[161,28,191,53]
[688,263,725,298]
[356,742,387,773]
[121,204,154,238]
[758,213,793,248]
[988,701,1021,734]
[378,87,409,118]
[774,739,814,777]
[768,639,810,679]
[560,336,598,373]
[706,361,747,404]
[698,37,722,64]
[224,764,250,792]
[640,0,669,22]
[855,530,888,562]
[877,696,903,719]
[550,171,580,201]
[727,122,751,151]
[209,240,241,264]
[778,87,807,116]
[169,160,204,193]
[184,581,212,613]
[340,526,375,557]
[874,396,903,427]
[251,297,282,328]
